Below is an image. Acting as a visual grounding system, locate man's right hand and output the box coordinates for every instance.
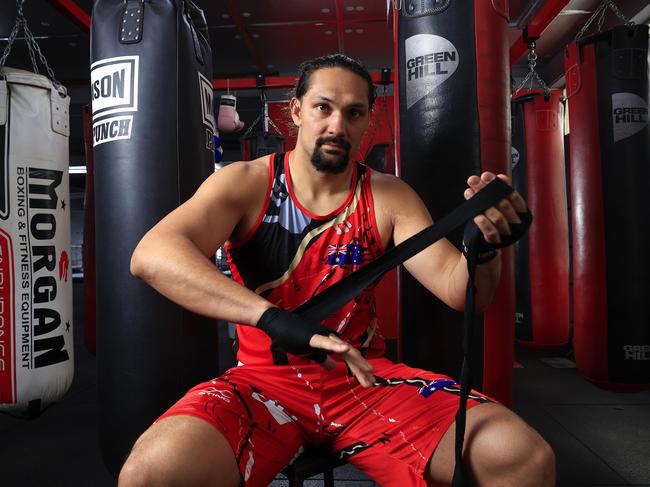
[256,307,375,388]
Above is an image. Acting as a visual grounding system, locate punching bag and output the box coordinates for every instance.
[91,0,219,475]
[564,24,650,390]
[395,1,514,404]
[0,67,73,415]
[82,104,96,354]
[511,90,570,348]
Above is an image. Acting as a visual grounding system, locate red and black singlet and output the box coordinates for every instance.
[225,152,388,366]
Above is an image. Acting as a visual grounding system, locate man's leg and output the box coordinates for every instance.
[119,415,242,487]
[425,403,555,487]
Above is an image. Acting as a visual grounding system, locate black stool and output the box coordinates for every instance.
[281,445,346,487]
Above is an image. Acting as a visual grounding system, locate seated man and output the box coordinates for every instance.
[120,54,555,487]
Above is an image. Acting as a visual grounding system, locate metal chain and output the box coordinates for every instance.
[575,0,635,41]
[24,23,41,74]
[514,41,551,97]
[0,0,65,94]
[0,16,22,71]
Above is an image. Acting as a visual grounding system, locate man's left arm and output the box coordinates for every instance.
[382,171,527,312]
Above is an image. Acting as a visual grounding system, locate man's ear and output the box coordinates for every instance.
[289,97,301,127]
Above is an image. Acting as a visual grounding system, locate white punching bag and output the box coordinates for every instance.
[0,66,73,416]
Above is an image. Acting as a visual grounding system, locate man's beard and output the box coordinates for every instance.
[310,136,352,174]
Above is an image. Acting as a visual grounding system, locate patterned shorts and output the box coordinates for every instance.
[156,357,492,487]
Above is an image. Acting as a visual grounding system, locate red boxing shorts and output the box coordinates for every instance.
[156,358,492,487]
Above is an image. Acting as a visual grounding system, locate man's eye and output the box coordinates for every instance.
[317,104,329,111]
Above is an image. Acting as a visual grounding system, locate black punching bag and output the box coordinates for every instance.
[564,25,650,390]
[395,0,514,404]
[90,1,219,475]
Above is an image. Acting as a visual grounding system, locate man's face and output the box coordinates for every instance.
[291,67,370,174]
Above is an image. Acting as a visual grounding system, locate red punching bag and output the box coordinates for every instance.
[511,90,570,348]
[564,25,650,390]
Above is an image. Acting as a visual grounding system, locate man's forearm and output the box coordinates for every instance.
[449,251,502,311]
[130,232,273,326]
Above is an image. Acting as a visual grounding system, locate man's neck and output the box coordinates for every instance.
[288,146,355,215]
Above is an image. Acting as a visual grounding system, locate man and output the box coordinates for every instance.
[120,54,555,487]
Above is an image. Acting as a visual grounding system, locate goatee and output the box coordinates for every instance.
[310,136,352,174]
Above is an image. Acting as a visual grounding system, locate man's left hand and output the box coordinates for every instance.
[463,172,528,245]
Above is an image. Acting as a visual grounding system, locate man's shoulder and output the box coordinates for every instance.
[196,155,272,207]
[369,168,418,200]
[211,156,272,191]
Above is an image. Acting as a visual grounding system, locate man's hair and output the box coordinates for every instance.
[294,54,376,109]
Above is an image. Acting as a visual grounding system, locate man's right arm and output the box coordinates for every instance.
[130,160,375,386]
[130,160,273,326]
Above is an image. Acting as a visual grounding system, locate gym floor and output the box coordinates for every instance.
[1,281,649,487]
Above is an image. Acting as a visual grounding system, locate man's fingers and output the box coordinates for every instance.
[473,214,501,244]
[309,335,375,388]
[309,334,349,354]
[484,206,512,236]
[497,199,521,224]
[337,346,375,388]
[508,190,528,213]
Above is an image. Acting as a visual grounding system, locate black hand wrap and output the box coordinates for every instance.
[256,307,335,363]
[462,209,533,256]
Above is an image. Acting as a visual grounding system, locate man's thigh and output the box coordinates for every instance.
[156,371,309,487]
[325,359,492,487]
[121,415,242,487]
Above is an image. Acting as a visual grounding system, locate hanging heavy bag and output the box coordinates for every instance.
[0,0,73,416]
[564,14,650,390]
[91,0,220,476]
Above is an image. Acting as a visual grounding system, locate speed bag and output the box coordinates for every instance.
[0,67,73,415]
[511,90,570,348]
[564,25,650,390]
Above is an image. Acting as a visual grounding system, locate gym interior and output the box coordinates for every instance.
[1,1,649,486]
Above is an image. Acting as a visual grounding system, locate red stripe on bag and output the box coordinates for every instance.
[0,229,15,403]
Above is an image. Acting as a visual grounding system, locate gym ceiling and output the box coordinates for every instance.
[1,0,650,91]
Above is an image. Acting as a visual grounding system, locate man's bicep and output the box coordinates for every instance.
[390,183,461,303]
[150,168,246,256]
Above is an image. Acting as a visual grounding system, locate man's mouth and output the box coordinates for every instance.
[317,137,350,152]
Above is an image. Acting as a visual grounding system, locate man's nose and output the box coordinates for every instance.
[327,111,346,137]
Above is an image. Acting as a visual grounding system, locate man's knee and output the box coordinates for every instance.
[525,435,555,484]
[117,417,242,487]
[467,405,555,485]
[118,436,175,487]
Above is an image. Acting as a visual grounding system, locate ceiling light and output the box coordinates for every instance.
[221,13,230,19]
[321,8,330,13]
[234,34,241,39]
[242,12,251,17]
[559,9,593,15]
[345,28,353,33]
[346,6,354,11]
[251,33,260,38]
[356,6,365,11]
[40,21,50,27]
[325,30,333,35]
[356,28,364,33]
